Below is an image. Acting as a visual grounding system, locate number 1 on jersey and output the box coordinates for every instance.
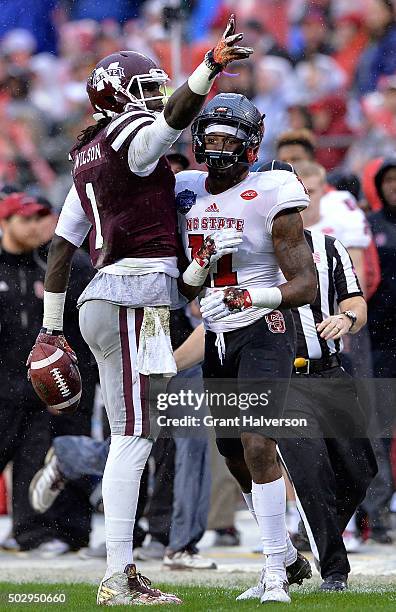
[86,182,104,249]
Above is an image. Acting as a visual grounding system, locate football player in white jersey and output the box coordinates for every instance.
[293,161,371,293]
[177,93,317,603]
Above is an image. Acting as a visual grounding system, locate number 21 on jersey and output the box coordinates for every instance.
[86,182,104,249]
[188,234,238,287]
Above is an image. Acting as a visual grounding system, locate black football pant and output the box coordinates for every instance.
[0,400,54,549]
[278,366,378,579]
[49,390,95,551]
[146,436,175,547]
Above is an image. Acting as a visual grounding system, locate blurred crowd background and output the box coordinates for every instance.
[1,0,396,207]
[1,0,396,562]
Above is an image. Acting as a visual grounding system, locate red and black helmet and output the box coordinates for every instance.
[86,51,169,116]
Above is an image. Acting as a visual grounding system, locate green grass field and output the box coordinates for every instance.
[0,583,395,611]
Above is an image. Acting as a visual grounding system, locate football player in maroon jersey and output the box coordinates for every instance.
[28,16,253,606]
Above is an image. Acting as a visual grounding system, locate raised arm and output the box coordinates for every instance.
[164,15,252,130]
[129,16,253,173]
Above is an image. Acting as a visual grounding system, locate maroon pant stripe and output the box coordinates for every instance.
[134,308,150,438]
[119,306,135,436]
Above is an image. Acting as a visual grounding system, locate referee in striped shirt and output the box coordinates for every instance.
[259,162,378,592]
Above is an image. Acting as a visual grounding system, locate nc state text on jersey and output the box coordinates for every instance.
[74,143,102,171]
[186,217,245,231]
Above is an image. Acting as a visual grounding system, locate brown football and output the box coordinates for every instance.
[29,343,82,415]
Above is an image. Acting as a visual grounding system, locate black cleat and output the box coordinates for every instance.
[286,551,312,586]
[320,574,348,592]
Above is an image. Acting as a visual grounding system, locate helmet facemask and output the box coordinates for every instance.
[192,118,262,169]
[89,62,169,118]
[124,68,169,112]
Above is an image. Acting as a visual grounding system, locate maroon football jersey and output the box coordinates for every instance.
[70,110,177,269]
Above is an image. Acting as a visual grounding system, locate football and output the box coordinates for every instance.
[29,343,82,415]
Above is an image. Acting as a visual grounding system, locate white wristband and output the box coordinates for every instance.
[182,259,210,287]
[248,287,282,310]
[43,291,66,331]
[187,61,215,95]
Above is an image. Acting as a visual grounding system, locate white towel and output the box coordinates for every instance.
[136,306,177,377]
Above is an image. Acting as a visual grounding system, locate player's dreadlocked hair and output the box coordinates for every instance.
[70,117,112,154]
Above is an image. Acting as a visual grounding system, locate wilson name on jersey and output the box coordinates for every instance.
[176,170,309,332]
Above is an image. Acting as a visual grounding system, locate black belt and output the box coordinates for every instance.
[293,353,341,375]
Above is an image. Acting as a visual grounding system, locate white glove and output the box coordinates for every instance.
[200,291,230,321]
[208,228,243,267]
[200,286,283,322]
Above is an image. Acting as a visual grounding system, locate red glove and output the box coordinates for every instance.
[205,14,253,79]
[223,287,252,312]
[27,328,77,379]
[194,235,217,268]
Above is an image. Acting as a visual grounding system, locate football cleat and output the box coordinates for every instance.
[236,568,265,601]
[97,564,182,605]
[320,574,348,592]
[286,552,312,585]
[163,550,217,570]
[29,447,66,513]
[33,539,70,558]
[236,552,311,601]
[260,574,290,604]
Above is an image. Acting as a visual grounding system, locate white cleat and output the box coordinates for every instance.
[236,567,265,600]
[29,447,66,513]
[163,550,217,570]
[260,574,290,604]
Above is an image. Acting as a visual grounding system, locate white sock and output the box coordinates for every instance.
[286,500,301,534]
[286,532,297,566]
[244,489,296,565]
[102,435,152,580]
[252,477,287,579]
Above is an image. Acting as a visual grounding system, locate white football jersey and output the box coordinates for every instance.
[308,190,371,249]
[176,170,309,332]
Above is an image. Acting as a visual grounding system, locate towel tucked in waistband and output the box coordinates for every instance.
[136,306,177,378]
